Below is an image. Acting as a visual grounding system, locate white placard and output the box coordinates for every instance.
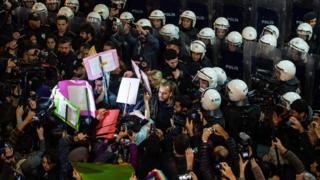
[116,78,140,105]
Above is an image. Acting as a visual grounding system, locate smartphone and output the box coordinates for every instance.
[286,119,292,126]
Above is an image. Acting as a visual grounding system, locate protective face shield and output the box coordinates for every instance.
[212,67,227,86]
[275,60,296,81]
[45,0,60,11]
[226,79,248,102]
[296,23,313,41]
[159,24,180,42]
[136,18,152,28]
[225,31,243,47]
[149,9,166,25]
[120,12,135,23]
[197,27,215,46]
[190,40,206,59]
[196,67,218,92]
[112,17,123,33]
[64,0,79,13]
[261,25,279,39]
[201,89,222,111]
[86,12,102,29]
[288,37,310,56]
[214,17,230,30]
[32,2,48,24]
[280,92,301,110]
[242,26,257,41]
[214,17,229,39]
[93,4,109,20]
[23,0,37,8]
[179,10,197,28]
[57,6,74,21]
[259,34,277,47]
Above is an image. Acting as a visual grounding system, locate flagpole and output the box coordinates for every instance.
[123,82,131,117]
[99,56,110,105]
[84,87,91,125]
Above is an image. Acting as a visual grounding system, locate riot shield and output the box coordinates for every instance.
[160,0,181,24]
[187,0,209,29]
[281,47,316,105]
[252,0,289,46]
[289,0,319,40]
[243,41,282,87]
[219,46,244,79]
[15,7,32,28]
[47,11,57,29]
[70,16,85,34]
[212,0,252,32]
[313,54,320,109]
[243,41,282,117]
[126,0,148,20]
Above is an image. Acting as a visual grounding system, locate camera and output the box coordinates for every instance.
[116,115,143,137]
[286,118,292,127]
[238,132,251,161]
[208,127,216,134]
[187,109,200,122]
[213,163,222,174]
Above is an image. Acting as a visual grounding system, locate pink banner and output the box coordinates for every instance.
[58,80,96,118]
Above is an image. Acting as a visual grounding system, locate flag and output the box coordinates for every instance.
[72,162,134,180]
[87,45,97,57]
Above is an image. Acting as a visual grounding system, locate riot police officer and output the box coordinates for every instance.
[185,40,213,77]
[197,27,216,65]
[274,60,300,96]
[201,88,224,127]
[178,10,198,44]
[224,79,261,140]
[149,9,166,37]
[220,31,244,79]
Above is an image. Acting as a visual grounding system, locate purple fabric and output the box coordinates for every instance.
[129,143,138,170]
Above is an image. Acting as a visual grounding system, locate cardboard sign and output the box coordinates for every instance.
[53,91,80,131]
[58,80,96,118]
[96,109,120,139]
[83,49,119,80]
[130,60,152,95]
[116,78,140,105]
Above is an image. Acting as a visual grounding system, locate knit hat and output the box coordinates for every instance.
[303,11,317,22]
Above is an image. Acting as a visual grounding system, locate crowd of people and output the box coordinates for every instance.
[1,0,320,179]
